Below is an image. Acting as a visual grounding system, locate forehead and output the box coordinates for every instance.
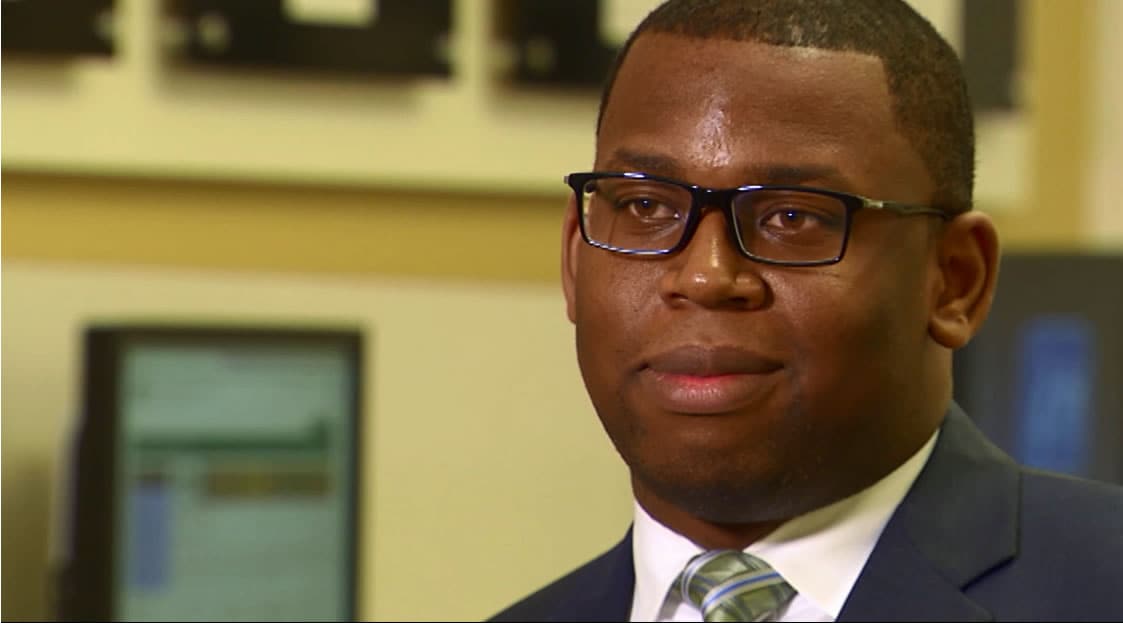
[597,34,929,194]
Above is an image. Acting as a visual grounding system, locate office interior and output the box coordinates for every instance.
[2,1,1121,621]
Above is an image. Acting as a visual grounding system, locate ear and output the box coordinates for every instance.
[928,211,1001,349]
[561,194,582,324]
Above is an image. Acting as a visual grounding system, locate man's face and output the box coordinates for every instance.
[563,34,951,528]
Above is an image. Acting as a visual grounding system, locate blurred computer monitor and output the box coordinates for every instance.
[56,325,363,622]
[954,252,1123,484]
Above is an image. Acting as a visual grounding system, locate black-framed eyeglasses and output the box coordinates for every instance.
[565,171,949,266]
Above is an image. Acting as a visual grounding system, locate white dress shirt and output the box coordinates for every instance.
[629,431,939,622]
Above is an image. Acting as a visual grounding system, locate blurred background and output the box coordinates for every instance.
[2,0,1120,621]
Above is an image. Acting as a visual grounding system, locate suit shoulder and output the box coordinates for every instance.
[965,469,1123,618]
[486,538,633,623]
[1020,468,1123,521]
[1018,468,1123,567]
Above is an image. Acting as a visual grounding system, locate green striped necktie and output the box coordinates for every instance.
[678,549,797,622]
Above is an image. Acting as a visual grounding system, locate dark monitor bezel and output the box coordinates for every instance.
[58,324,364,622]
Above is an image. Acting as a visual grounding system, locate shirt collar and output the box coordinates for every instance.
[631,430,939,621]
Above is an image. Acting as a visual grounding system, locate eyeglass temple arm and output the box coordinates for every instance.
[865,199,951,219]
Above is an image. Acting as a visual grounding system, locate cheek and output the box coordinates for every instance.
[772,270,918,399]
[572,256,661,410]
[574,256,658,332]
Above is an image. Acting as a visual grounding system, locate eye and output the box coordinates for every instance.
[618,197,679,221]
[762,208,822,230]
[756,201,844,234]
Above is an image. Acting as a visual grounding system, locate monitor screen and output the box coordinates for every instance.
[58,326,363,622]
[953,252,1123,484]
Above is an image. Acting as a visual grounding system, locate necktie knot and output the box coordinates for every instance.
[678,550,796,622]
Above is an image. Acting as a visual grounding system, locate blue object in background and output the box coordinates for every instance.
[129,478,170,591]
[1013,316,1096,475]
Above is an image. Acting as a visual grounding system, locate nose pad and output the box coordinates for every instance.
[660,210,768,309]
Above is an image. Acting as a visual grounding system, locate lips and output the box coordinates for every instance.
[639,345,782,414]
[645,345,782,376]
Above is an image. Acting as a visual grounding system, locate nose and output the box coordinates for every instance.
[659,210,770,310]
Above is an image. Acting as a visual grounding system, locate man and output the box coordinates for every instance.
[490,1,1123,621]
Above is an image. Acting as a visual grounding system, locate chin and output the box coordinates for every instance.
[633,458,809,524]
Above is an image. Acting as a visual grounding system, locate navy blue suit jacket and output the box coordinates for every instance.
[488,406,1123,621]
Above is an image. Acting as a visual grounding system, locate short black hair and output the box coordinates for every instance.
[597,0,975,213]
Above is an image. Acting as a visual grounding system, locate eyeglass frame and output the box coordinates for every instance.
[565,171,951,267]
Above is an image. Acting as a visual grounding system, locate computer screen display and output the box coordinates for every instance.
[953,253,1122,484]
[60,326,362,622]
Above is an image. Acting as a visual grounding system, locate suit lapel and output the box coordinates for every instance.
[569,529,636,622]
[838,533,992,621]
[838,405,1020,622]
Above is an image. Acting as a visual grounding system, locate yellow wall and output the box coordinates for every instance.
[1,259,635,621]
[1,172,567,282]
[2,0,1117,621]
[1,170,633,622]
[1087,0,1123,242]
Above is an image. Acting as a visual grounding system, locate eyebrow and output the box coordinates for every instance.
[601,149,682,176]
[601,148,854,189]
